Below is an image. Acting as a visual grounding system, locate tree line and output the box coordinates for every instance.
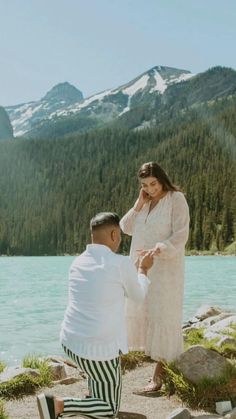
[0,97,235,255]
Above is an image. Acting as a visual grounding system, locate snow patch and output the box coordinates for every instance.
[150,70,167,94]
[169,73,194,84]
[122,74,149,96]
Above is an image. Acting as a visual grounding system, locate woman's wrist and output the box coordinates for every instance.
[133,201,143,212]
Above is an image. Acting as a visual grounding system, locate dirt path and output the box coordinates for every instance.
[5,364,216,419]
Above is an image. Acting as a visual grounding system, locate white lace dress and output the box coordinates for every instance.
[120,191,189,362]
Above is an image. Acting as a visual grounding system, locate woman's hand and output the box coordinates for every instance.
[136,242,166,258]
[133,188,150,212]
[151,242,167,256]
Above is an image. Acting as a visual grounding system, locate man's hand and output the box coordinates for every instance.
[138,251,154,275]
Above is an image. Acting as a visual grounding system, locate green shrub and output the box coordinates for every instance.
[0,355,52,399]
[0,374,38,399]
[22,355,52,387]
[184,328,205,347]
[0,399,8,419]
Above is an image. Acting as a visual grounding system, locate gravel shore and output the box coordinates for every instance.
[5,363,213,419]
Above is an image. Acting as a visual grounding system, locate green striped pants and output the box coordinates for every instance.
[62,346,122,418]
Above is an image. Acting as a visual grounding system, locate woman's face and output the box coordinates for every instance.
[140,176,163,198]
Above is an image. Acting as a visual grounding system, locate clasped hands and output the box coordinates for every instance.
[135,243,166,274]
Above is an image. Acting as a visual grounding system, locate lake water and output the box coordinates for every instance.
[0,256,235,365]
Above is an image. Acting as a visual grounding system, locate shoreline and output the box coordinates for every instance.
[1,252,236,257]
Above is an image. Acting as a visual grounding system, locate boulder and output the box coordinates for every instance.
[0,367,40,384]
[175,345,231,384]
[205,316,236,334]
[194,305,222,321]
[215,400,232,414]
[47,361,67,381]
[200,312,232,328]
[183,306,225,330]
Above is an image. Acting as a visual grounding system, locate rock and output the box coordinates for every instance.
[215,400,232,414]
[183,317,199,328]
[205,333,236,347]
[205,316,236,334]
[200,313,233,328]
[53,376,79,385]
[175,345,230,384]
[224,407,236,418]
[47,361,67,381]
[46,355,78,369]
[192,416,223,418]
[166,407,191,419]
[202,331,221,341]
[0,367,40,384]
[194,305,222,321]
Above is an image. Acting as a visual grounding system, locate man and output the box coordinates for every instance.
[37,212,153,419]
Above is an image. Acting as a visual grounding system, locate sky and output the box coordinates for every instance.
[0,0,236,106]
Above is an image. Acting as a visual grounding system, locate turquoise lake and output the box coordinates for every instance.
[0,256,235,365]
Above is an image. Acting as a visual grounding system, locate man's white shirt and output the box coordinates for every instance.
[60,244,150,360]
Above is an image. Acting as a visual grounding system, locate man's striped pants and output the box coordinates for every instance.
[61,346,122,418]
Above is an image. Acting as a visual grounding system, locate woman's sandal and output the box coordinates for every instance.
[133,377,162,397]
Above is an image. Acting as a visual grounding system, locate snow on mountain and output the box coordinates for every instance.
[6,82,83,136]
[6,66,194,136]
[121,74,150,96]
[150,69,167,94]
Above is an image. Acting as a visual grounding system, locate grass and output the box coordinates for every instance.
[222,323,236,340]
[1,334,236,409]
[163,361,236,411]
[120,351,153,372]
[0,351,151,399]
[185,244,236,256]
[184,328,220,351]
[184,328,206,347]
[0,363,6,374]
[0,399,8,419]
[224,241,236,255]
[184,326,236,359]
[22,355,52,386]
[0,355,52,400]
[165,325,236,411]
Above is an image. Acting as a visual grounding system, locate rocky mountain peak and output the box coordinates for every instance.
[42,82,83,104]
[148,65,191,78]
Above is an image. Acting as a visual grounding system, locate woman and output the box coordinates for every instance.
[120,162,189,394]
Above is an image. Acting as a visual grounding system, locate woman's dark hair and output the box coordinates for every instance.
[138,162,180,192]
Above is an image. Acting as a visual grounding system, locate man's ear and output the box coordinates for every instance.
[111,229,116,242]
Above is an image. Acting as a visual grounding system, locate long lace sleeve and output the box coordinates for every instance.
[156,192,189,259]
[120,207,139,236]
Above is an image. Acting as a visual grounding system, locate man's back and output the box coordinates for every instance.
[60,243,149,360]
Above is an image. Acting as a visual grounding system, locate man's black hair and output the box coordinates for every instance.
[90,212,120,231]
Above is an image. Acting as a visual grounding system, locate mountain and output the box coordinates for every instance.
[6,65,236,140]
[0,92,235,255]
[0,106,13,139]
[6,66,193,137]
[6,82,83,136]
